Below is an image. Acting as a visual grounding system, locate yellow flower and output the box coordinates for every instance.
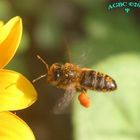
[0,16,37,140]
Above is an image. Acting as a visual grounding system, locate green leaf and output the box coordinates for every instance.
[73,53,140,140]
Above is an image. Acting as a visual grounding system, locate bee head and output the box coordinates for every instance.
[49,63,63,82]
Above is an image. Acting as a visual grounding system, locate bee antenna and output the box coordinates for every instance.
[32,74,47,83]
[36,55,49,71]
[32,55,49,83]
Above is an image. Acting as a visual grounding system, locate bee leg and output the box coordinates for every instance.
[78,89,90,108]
[76,86,87,93]
[78,92,90,108]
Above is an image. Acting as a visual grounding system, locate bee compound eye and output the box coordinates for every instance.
[54,69,62,80]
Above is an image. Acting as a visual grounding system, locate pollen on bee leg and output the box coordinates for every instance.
[78,92,90,108]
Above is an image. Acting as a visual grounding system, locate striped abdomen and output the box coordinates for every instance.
[80,70,117,91]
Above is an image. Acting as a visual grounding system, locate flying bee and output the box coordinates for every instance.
[33,55,117,113]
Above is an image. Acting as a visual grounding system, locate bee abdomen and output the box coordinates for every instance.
[80,70,116,91]
[80,70,102,91]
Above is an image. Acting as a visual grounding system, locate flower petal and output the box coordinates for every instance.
[0,69,37,111]
[0,112,35,140]
[0,16,22,68]
[0,21,4,28]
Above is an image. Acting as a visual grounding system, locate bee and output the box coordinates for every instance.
[33,55,117,113]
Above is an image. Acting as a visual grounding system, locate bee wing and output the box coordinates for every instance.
[53,88,76,114]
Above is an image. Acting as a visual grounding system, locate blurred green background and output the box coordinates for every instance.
[1,0,140,140]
